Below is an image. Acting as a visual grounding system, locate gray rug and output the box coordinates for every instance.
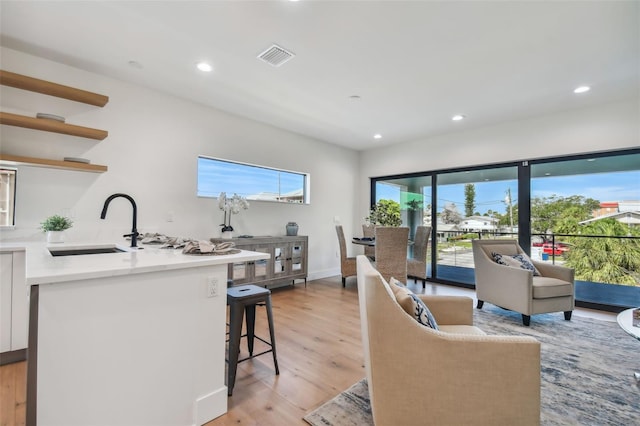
[304,307,640,425]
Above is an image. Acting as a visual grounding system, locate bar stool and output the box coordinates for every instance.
[226,284,279,396]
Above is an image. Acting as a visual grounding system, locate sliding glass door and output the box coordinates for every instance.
[371,148,639,310]
[530,152,640,308]
[374,175,432,278]
[434,167,518,285]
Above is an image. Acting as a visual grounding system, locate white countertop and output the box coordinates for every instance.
[0,241,269,285]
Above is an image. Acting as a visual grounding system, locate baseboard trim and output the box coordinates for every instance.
[194,386,227,425]
[0,348,27,365]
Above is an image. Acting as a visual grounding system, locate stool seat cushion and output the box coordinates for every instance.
[227,284,270,299]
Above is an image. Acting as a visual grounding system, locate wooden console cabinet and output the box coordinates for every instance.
[211,236,308,288]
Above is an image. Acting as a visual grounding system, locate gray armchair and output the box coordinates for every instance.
[472,239,575,326]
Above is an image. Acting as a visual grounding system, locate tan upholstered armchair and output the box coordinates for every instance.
[356,256,541,426]
[472,239,575,326]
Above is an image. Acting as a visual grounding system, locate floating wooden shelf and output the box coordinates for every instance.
[0,71,109,173]
[0,70,109,107]
[0,112,108,140]
[0,154,107,173]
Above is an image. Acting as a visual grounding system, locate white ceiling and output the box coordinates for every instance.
[1,1,638,151]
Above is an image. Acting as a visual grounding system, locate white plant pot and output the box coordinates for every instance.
[47,230,65,243]
[221,231,233,239]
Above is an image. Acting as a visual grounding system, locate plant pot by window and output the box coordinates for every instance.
[47,230,65,243]
[221,230,233,239]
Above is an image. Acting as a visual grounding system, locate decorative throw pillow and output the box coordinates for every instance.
[408,293,439,330]
[389,277,415,314]
[389,278,439,330]
[491,252,541,276]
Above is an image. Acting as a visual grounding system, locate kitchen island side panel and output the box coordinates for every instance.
[35,264,228,426]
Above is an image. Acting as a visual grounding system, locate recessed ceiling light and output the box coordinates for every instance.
[452,114,465,121]
[373,134,382,139]
[574,86,590,94]
[196,62,213,72]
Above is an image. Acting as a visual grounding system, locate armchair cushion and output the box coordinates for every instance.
[491,252,541,276]
[533,276,574,298]
[390,278,438,329]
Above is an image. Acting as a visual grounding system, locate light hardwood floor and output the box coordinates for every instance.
[0,276,616,426]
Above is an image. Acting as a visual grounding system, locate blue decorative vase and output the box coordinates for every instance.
[286,222,299,236]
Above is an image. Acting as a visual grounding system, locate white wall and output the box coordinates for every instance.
[0,47,359,280]
[2,46,638,281]
[359,98,640,219]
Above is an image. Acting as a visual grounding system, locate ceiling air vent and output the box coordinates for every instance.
[257,44,295,67]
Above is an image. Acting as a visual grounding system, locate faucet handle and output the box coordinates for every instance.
[123,232,140,238]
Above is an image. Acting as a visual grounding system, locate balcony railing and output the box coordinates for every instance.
[430,230,640,311]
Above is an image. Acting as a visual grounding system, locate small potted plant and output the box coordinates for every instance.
[40,214,73,243]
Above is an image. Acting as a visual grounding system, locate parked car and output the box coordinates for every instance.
[542,242,569,255]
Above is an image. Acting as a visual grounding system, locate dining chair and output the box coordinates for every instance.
[362,223,376,260]
[407,226,431,287]
[335,225,357,287]
[374,226,409,284]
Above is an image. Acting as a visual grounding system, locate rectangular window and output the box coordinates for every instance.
[197,156,309,204]
[0,168,17,227]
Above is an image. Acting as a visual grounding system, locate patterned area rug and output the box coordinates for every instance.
[304,306,640,426]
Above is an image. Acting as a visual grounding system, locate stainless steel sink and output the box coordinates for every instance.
[48,244,128,257]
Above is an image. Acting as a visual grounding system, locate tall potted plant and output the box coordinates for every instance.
[41,214,73,243]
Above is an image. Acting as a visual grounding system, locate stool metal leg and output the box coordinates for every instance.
[245,304,256,356]
[264,296,280,375]
[227,303,244,396]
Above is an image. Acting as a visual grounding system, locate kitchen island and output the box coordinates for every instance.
[20,242,269,426]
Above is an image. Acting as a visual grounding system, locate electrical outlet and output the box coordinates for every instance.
[207,277,219,298]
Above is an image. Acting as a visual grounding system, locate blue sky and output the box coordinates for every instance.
[377,170,640,215]
[197,157,305,198]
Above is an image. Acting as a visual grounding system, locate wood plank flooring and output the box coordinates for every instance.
[0,275,615,426]
[0,357,26,426]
